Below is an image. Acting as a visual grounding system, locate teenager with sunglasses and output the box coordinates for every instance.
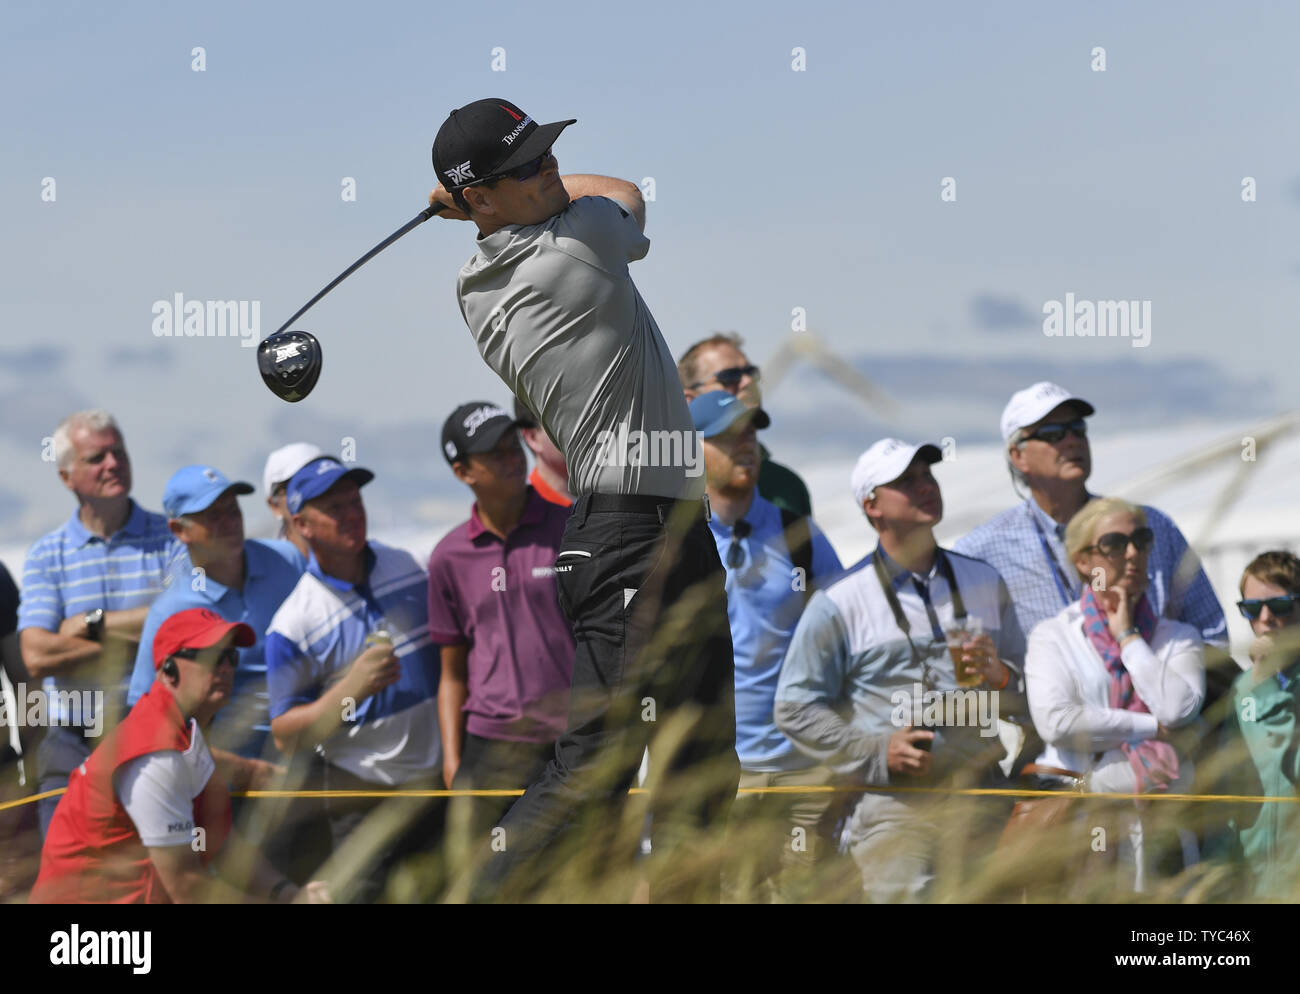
[1023,497,1205,893]
[429,99,738,902]
[31,608,329,904]
[689,391,843,902]
[1211,551,1300,896]
[955,382,1226,649]
[678,333,813,517]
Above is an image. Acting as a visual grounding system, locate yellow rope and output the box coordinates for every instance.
[4,783,1296,813]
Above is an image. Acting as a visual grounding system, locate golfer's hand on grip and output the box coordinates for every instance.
[429,184,471,221]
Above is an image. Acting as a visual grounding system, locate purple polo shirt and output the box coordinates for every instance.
[426,487,575,743]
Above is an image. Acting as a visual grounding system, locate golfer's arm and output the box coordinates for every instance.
[438,645,470,776]
[561,175,645,231]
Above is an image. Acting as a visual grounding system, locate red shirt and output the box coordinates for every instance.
[30,684,232,904]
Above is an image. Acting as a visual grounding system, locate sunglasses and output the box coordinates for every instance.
[1237,596,1298,621]
[726,520,752,570]
[690,365,760,391]
[1084,527,1155,558]
[486,147,554,185]
[173,646,240,668]
[1023,419,1088,444]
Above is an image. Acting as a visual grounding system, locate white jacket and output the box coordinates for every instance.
[1025,602,1205,785]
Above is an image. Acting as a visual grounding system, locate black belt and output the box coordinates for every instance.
[584,493,711,523]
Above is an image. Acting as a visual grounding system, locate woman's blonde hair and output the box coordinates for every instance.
[1064,497,1147,577]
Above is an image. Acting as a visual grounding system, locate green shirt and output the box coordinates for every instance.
[758,445,811,518]
[1228,659,1300,898]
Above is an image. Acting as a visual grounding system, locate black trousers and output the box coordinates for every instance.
[469,496,740,903]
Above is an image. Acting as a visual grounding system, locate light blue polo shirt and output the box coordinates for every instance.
[126,538,306,759]
[264,541,441,785]
[18,500,181,724]
[708,494,842,772]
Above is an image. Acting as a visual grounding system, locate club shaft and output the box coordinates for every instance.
[271,203,445,337]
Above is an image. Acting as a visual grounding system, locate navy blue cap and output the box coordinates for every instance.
[285,457,375,514]
[689,391,771,439]
[162,465,254,518]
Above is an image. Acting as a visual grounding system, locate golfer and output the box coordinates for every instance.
[430,98,739,902]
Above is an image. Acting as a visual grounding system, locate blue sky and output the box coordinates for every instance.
[2,0,1296,547]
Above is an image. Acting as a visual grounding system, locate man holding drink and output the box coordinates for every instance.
[775,439,1027,901]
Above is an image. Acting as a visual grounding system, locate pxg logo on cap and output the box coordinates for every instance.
[432,98,576,192]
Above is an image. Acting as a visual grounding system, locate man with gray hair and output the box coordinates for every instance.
[18,410,180,835]
[954,382,1225,646]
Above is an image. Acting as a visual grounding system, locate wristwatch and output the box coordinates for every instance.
[84,608,105,642]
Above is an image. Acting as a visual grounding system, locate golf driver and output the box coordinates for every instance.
[257,202,445,402]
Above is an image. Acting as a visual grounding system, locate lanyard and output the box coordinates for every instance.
[1029,512,1076,609]
[872,547,966,635]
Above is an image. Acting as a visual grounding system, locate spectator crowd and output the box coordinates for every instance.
[2,359,1295,903]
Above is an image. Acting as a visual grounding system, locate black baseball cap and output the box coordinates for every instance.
[442,402,522,466]
[432,99,576,190]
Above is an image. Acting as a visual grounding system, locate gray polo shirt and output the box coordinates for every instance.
[456,195,703,500]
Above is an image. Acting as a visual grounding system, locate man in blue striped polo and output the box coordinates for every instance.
[18,410,180,836]
[264,457,443,901]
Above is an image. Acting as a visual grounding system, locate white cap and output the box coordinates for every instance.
[999,382,1095,442]
[850,438,942,505]
[263,442,325,496]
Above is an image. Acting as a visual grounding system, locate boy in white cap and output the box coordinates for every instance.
[775,439,1026,902]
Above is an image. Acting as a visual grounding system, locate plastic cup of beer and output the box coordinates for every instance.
[945,617,985,687]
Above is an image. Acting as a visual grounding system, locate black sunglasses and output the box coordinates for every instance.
[1237,596,1298,621]
[173,646,240,668]
[1023,419,1088,444]
[1084,527,1155,557]
[690,365,760,391]
[485,147,553,185]
[726,520,752,570]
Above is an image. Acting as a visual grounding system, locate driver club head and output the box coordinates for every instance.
[257,330,322,403]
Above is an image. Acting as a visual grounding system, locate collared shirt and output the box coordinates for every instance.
[775,545,1027,788]
[527,467,572,508]
[426,487,575,743]
[264,541,441,785]
[953,496,1227,645]
[1229,657,1300,896]
[457,195,702,500]
[756,443,812,518]
[707,494,841,772]
[125,539,306,759]
[18,500,181,724]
